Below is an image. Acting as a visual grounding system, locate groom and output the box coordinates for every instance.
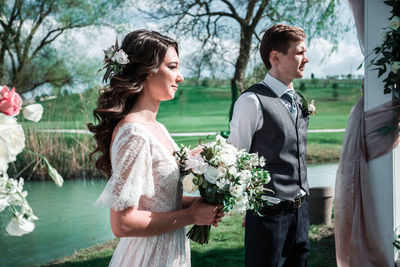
[228,24,310,266]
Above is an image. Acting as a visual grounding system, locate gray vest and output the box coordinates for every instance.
[245,83,309,200]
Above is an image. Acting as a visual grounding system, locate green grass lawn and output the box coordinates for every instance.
[16,79,359,179]
[25,79,362,133]
[42,214,336,267]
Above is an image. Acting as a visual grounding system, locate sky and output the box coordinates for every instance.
[80,1,364,79]
[136,2,363,79]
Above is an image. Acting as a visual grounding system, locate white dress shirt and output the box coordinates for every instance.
[228,73,295,151]
[228,73,305,203]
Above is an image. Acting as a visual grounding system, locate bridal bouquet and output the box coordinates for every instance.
[0,85,63,236]
[175,135,271,244]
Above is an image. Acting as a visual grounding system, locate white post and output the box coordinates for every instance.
[364,0,400,264]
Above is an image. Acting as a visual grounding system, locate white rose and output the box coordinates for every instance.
[217,165,226,177]
[218,151,237,166]
[231,184,244,197]
[112,50,129,65]
[185,154,209,175]
[0,136,10,174]
[240,170,252,186]
[215,134,226,144]
[182,173,198,194]
[204,166,219,184]
[221,143,238,154]
[390,16,400,30]
[308,99,316,115]
[391,61,400,74]
[6,216,35,236]
[23,104,43,122]
[0,114,25,162]
[228,166,237,176]
[232,195,248,213]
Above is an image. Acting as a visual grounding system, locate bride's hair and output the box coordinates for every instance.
[88,30,179,177]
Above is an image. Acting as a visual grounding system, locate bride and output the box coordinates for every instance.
[88,30,223,267]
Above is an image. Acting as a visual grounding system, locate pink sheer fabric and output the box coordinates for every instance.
[334,97,400,267]
[348,0,364,53]
[335,1,400,266]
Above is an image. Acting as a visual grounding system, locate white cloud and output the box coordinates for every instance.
[304,37,364,78]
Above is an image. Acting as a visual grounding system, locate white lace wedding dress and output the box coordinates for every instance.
[95,122,190,267]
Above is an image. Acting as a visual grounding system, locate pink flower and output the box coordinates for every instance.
[190,146,203,156]
[0,86,22,116]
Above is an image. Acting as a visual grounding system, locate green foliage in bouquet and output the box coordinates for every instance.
[175,135,271,244]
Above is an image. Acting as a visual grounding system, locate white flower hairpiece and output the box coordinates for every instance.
[99,39,130,83]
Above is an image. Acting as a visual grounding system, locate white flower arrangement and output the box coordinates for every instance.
[371,2,400,98]
[308,99,316,115]
[175,135,271,244]
[111,50,129,65]
[99,39,130,83]
[0,85,63,236]
[371,1,400,136]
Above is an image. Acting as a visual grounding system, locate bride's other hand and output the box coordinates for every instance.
[181,196,200,209]
[188,199,224,226]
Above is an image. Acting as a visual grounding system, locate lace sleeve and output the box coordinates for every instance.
[95,125,154,211]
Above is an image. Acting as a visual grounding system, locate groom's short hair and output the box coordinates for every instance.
[260,24,306,70]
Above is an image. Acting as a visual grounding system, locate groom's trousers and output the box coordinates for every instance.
[244,200,310,267]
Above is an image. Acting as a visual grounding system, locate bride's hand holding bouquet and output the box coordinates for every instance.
[175,135,271,244]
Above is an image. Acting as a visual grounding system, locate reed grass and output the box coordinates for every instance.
[9,129,102,181]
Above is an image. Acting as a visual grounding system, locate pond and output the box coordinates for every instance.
[0,163,338,266]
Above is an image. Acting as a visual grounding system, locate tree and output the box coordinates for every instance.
[147,0,347,119]
[0,0,127,94]
[184,50,215,86]
[299,81,306,92]
[244,63,267,89]
[332,81,338,100]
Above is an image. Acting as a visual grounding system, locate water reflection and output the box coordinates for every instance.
[308,163,337,188]
[0,180,113,267]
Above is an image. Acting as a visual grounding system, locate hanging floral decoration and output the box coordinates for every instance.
[370,0,400,99]
[0,85,63,236]
[370,1,400,136]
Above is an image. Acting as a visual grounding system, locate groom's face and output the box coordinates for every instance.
[277,40,309,81]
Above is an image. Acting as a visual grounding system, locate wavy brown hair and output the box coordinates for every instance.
[87,30,178,177]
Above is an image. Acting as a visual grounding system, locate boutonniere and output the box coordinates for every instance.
[300,97,316,117]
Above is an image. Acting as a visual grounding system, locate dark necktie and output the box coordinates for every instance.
[281,91,297,119]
